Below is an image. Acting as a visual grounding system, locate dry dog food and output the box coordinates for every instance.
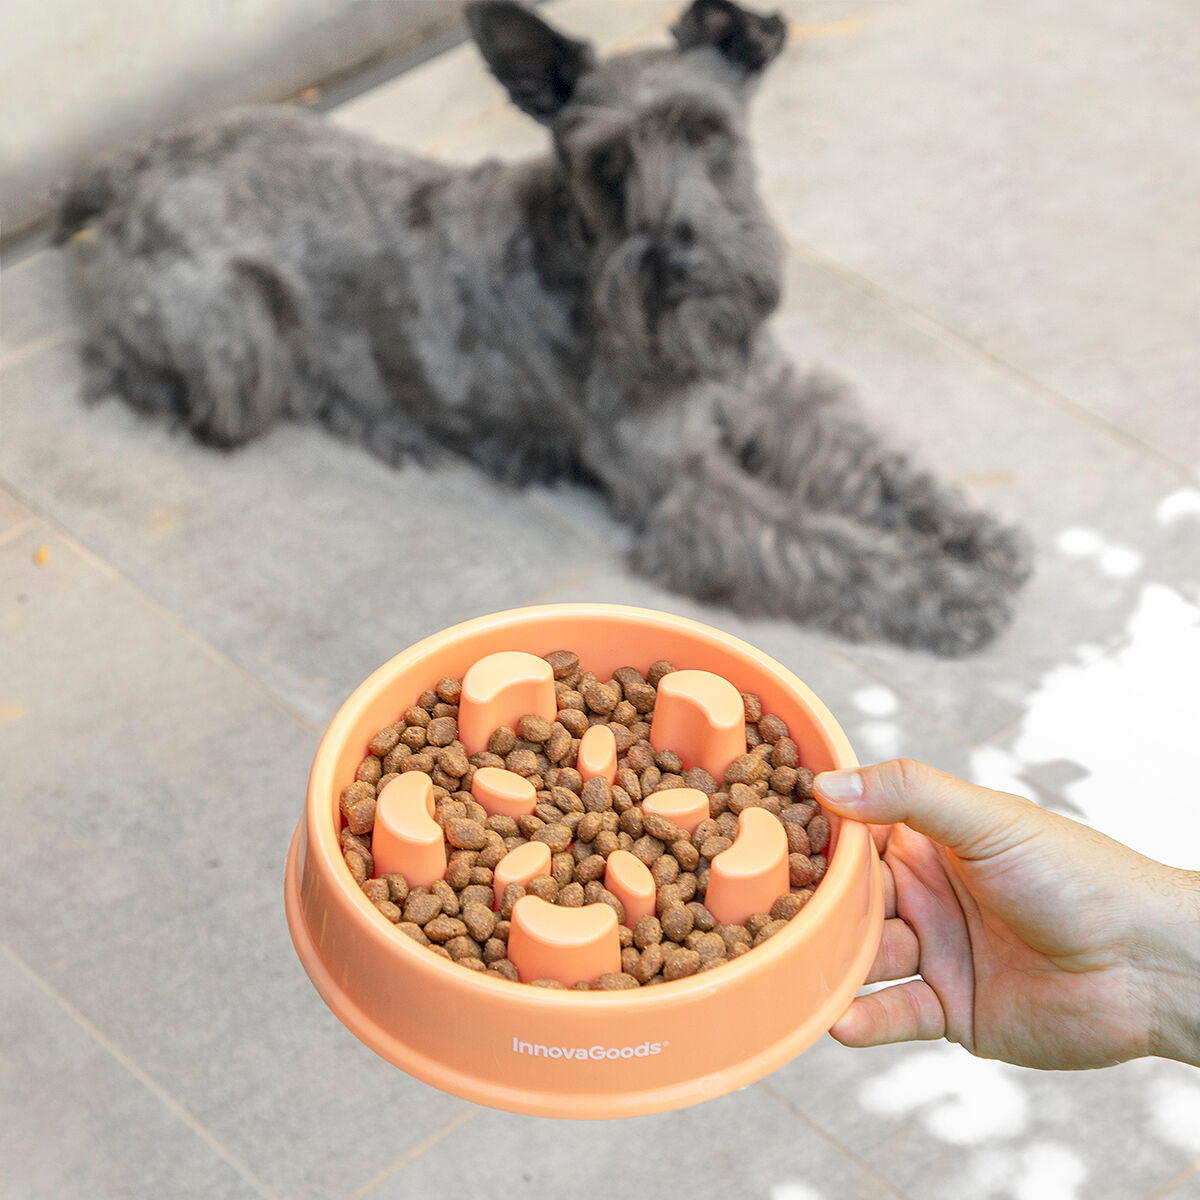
[340,655,830,988]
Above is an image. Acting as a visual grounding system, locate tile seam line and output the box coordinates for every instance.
[780,235,1199,485]
[347,1108,476,1200]
[0,940,278,1200]
[756,1078,912,1200]
[1152,1156,1200,1195]
[0,478,319,735]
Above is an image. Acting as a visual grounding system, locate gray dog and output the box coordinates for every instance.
[57,0,1030,655]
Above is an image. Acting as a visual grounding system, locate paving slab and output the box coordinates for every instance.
[362,1081,901,1200]
[770,247,1200,747]
[754,0,1200,477]
[0,949,267,1200]
[768,1038,1200,1200]
[0,340,624,729]
[0,520,469,1200]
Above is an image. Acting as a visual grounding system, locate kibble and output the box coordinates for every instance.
[341,652,829,988]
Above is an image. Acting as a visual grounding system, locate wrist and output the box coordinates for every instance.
[1139,867,1200,1066]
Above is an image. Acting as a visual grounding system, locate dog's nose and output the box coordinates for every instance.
[642,243,689,298]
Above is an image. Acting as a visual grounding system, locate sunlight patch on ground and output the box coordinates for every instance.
[858,1045,1028,1145]
[769,1182,823,1200]
[1147,1075,1200,1155]
[973,583,1200,868]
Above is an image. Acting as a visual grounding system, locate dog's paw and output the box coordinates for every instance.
[941,512,1034,591]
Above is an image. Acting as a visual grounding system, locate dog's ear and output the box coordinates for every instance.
[465,1,595,121]
[671,0,787,75]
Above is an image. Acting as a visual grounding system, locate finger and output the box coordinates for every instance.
[829,979,946,1048]
[864,917,919,984]
[814,758,1047,861]
[881,858,896,919]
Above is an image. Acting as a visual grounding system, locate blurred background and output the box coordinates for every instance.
[2,2,1198,1199]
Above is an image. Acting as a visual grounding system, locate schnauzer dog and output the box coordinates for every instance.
[57,0,1030,655]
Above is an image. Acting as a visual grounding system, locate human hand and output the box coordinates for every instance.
[814,759,1200,1069]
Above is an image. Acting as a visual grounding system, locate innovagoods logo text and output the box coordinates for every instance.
[512,1036,668,1060]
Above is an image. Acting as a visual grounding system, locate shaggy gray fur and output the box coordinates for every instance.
[57,0,1030,655]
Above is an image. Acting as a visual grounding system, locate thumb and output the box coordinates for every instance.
[814,758,1048,861]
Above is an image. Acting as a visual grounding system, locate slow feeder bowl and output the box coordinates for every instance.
[284,604,883,1119]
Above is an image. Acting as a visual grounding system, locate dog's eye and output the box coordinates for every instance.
[593,144,629,200]
[683,114,728,146]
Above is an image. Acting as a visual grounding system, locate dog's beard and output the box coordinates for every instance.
[592,223,781,387]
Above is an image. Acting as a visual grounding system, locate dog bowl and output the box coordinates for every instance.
[284,604,883,1118]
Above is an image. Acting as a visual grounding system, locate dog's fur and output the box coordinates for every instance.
[57,0,1030,655]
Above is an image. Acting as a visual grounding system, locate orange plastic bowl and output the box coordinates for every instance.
[284,604,883,1118]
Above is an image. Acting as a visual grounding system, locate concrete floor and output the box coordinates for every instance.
[2,1,1198,1197]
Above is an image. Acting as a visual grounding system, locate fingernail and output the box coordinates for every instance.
[815,770,864,802]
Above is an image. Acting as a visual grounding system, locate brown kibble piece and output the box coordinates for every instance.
[533,823,573,853]
[424,914,468,944]
[642,813,683,843]
[714,923,752,951]
[745,913,773,938]
[526,874,559,903]
[663,949,701,980]
[439,744,469,778]
[361,878,389,904]
[344,850,368,885]
[577,810,604,843]
[574,854,607,883]
[369,725,402,756]
[661,904,694,943]
[356,755,382,785]
[754,919,789,946]
[757,714,788,744]
[631,943,664,982]
[544,650,579,679]
[794,766,816,799]
[784,822,811,856]
[374,899,402,923]
[595,972,640,990]
[488,726,517,755]
[646,660,676,686]
[557,708,588,737]
[499,883,525,920]
[545,726,572,762]
[770,892,808,921]
[445,817,488,850]
[381,873,409,905]
[431,879,459,916]
[403,892,443,925]
[530,978,567,990]
[582,681,619,714]
[651,855,680,888]
[517,714,553,743]
[631,835,665,866]
[425,716,457,747]
[462,902,496,942]
[685,902,716,932]
[505,748,540,777]
[489,958,520,981]
[633,915,663,948]
[807,813,830,854]
[581,776,613,812]
[461,884,494,909]
[397,921,431,945]
[689,931,726,962]
[700,836,731,860]
[557,881,585,906]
